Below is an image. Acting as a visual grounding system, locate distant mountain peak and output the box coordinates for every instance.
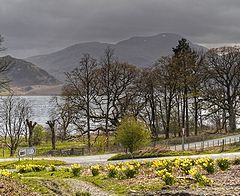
[0,55,60,88]
[26,33,207,81]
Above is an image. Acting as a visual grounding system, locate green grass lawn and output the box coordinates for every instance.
[0,159,66,169]
[0,140,85,158]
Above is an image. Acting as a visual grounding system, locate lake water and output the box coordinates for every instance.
[11,96,55,126]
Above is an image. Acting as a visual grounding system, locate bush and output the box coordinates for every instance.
[116,116,151,154]
[33,125,46,145]
[71,164,82,176]
[216,158,230,171]
[92,136,107,153]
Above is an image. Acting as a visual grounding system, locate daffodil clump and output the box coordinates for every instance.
[195,158,215,174]
[151,159,173,172]
[106,161,140,179]
[16,164,46,173]
[122,161,140,178]
[0,169,12,178]
[90,164,101,176]
[106,164,118,178]
[189,167,212,186]
[216,158,230,171]
[156,169,175,186]
[179,159,194,175]
[71,164,82,176]
[48,164,57,172]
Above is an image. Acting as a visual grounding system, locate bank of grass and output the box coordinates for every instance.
[108,142,240,161]
[35,141,85,156]
[158,129,240,146]
[0,159,66,169]
[80,175,163,195]
[0,140,86,158]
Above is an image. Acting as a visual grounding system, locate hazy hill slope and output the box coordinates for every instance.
[27,33,207,81]
[0,55,60,87]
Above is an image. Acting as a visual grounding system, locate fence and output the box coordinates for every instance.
[171,136,240,151]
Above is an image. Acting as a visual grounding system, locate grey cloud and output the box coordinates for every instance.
[1,0,240,57]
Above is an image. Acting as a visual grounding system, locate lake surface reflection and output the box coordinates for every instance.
[2,96,56,126]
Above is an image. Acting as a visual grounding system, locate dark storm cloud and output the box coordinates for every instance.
[1,0,240,57]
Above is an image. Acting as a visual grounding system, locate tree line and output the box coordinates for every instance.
[1,35,240,155]
[55,39,240,150]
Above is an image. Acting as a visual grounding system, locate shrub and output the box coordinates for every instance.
[33,125,46,145]
[195,158,215,174]
[116,116,151,154]
[90,165,100,176]
[92,136,107,153]
[71,164,82,176]
[216,158,230,171]
[156,169,175,186]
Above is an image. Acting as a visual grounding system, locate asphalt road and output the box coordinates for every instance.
[1,134,240,165]
[1,151,240,166]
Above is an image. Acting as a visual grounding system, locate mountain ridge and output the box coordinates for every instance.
[26,33,207,81]
[0,55,62,95]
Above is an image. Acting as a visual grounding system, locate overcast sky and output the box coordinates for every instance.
[1,0,240,58]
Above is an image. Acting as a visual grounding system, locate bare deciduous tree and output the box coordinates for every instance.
[64,54,98,150]
[26,119,37,147]
[203,46,240,132]
[0,96,31,156]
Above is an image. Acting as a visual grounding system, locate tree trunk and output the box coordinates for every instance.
[10,147,15,157]
[185,88,189,137]
[47,120,56,150]
[194,96,198,136]
[26,119,37,147]
[229,106,236,132]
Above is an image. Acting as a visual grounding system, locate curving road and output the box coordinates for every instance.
[0,134,240,165]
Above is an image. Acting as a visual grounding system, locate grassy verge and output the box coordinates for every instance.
[108,142,240,161]
[0,159,66,169]
[158,130,240,146]
[0,141,85,158]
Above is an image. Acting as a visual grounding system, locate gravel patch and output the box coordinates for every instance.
[64,178,115,196]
